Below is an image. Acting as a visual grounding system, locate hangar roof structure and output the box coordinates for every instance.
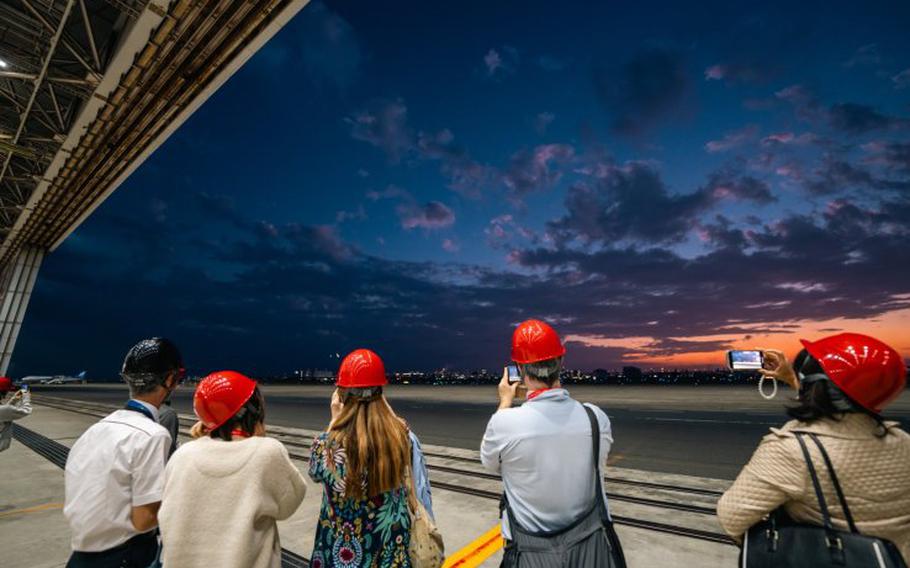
[0,0,309,373]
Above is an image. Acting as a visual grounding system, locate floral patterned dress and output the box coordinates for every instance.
[308,432,412,568]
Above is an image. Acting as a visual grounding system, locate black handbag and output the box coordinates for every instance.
[741,432,907,568]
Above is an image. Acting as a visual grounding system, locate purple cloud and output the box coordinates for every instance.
[442,239,460,253]
[705,125,759,153]
[761,132,817,146]
[336,205,366,224]
[593,48,690,135]
[862,141,910,175]
[843,44,881,69]
[503,143,575,199]
[804,156,910,195]
[345,99,413,163]
[484,49,503,75]
[892,69,910,90]
[398,201,456,230]
[775,86,907,134]
[704,63,769,85]
[483,46,519,77]
[828,103,903,134]
[416,129,495,197]
[298,2,362,90]
[366,185,409,201]
[549,161,774,245]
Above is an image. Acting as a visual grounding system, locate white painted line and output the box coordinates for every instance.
[642,417,778,425]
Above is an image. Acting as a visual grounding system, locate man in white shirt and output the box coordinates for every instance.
[481,320,620,566]
[64,337,184,568]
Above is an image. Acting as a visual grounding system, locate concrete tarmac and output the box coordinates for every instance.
[6,400,740,567]
[30,384,910,479]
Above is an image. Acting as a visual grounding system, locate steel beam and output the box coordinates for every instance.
[78,0,102,70]
[18,0,101,80]
[0,245,44,375]
[0,0,76,191]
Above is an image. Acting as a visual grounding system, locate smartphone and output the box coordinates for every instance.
[727,350,764,371]
[506,364,521,384]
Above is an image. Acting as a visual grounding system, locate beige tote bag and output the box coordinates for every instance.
[406,466,445,567]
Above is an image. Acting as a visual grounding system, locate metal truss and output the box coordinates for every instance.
[0,0,309,268]
[0,0,144,234]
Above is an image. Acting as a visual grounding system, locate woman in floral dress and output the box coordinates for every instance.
[309,349,434,568]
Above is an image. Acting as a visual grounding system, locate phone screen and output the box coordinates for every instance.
[727,350,763,370]
[507,364,521,384]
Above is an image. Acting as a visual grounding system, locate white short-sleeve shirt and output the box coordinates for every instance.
[64,402,171,552]
[480,389,613,539]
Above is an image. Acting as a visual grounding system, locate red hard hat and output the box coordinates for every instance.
[800,333,907,414]
[512,319,567,364]
[193,371,258,430]
[337,349,387,388]
[0,377,12,392]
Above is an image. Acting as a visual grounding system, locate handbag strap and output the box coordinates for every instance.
[794,433,834,532]
[807,433,858,534]
[581,404,609,519]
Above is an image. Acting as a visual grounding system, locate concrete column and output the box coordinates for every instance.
[0,246,45,376]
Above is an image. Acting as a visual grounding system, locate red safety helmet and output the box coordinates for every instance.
[0,377,13,392]
[512,319,567,364]
[800,333,907,414]
[194,371,258,430]
[337,349,387,388]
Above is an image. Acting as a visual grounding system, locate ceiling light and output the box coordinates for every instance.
[0,59,8,69]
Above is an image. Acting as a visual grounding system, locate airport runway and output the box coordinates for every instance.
[30,384,910,479]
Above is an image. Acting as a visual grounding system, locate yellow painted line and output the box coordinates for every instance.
[0,502,63,518]
[443,523,504,568]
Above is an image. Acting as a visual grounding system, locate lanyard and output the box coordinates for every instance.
[526,388,553,401]
[124,400,156,421]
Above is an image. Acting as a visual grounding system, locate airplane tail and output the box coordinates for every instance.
[76,371,86,379]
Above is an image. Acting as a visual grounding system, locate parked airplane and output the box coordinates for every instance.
[20,371,87,385]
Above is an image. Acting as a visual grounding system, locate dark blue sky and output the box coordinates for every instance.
[13,0,910,376]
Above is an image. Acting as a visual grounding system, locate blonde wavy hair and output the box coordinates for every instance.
[328,389,410,500]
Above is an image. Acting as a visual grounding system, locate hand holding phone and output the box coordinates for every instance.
[757,349,799,390]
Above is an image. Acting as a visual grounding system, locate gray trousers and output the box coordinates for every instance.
[500,505,619,568]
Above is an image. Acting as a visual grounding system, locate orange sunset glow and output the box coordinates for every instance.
[567,307,910,369]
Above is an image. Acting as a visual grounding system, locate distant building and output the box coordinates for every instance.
[622,366,643,381]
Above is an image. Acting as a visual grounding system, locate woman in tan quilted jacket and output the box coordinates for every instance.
[717,333,910,562]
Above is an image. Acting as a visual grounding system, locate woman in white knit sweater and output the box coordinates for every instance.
[158,371,307,568]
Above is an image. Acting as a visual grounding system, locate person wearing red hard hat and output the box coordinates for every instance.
[0,376,32,452]
[157,371,306,568]
[718,333,910,563]
[482,320,625,567]
[308,349,441,568]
